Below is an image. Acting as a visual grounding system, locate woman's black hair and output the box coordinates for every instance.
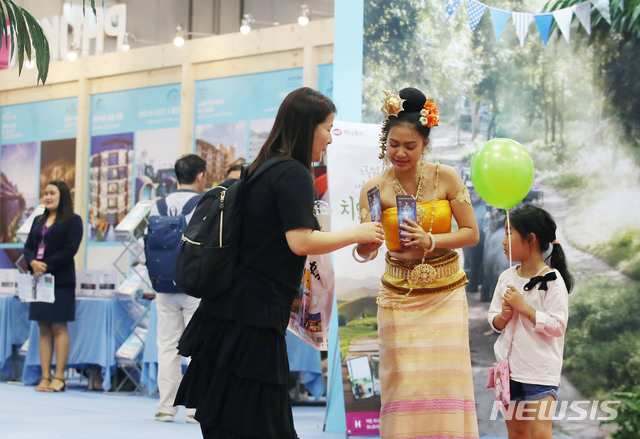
[249,87,336,174]
[384,87,432,140]
[40,180,74,223]
[509,204,573,292]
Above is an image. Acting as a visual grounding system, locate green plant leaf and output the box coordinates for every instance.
[0,0,51,84]
[23,8,49,85]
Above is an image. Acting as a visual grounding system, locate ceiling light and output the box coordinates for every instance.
[298,5,310,26]
[122,33,131,52]
[173,25,185,47]
[67,44,79,62]
[240,14,253,34]
[25,57,36,69]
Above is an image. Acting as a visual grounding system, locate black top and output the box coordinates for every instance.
[23,214,84,288]
[200,159,319,332]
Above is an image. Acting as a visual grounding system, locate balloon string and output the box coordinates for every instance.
[506,209,512,268]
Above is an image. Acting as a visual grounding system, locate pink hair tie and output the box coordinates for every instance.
[552,239,559,245]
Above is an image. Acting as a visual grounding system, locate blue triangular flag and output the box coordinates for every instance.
[490,7,511,42]
[592,0,611,23]
[446,0,463,21]
[467,0,488,33]
[534,13,554,45]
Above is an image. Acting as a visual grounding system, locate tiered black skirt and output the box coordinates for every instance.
[175,285,297,439]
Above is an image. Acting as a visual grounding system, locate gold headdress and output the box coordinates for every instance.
[379,90,406,159]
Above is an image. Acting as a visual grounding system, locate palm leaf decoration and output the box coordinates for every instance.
[0,0,101,85]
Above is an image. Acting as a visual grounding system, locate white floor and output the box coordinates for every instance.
[0,380,348,439]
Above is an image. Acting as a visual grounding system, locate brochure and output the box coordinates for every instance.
[17,273,55,303]
[396,194,416,243]
[0,269,19,296]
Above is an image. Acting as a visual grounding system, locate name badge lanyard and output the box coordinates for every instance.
[37,223,48,260]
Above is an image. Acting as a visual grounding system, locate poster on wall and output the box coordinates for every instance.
[194,68,303,187]
[326,121,385,437]
[194,64,333,185]
[87,84,181,244]
[0,98,77,268]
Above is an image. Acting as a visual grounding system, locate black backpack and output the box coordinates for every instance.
[174,158,287,298]
[144,195,201,293]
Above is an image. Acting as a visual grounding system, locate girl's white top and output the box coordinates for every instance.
[487,265,569,386]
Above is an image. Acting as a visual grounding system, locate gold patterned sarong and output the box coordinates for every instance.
[377,251,479,438]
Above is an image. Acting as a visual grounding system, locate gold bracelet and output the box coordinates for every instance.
[352,246,376,263]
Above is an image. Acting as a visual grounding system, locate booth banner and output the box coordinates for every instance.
[87,84,181,244]
[193,65,333,188]
[194,68,303,187]
[0,98,77,270]
[326,120,386,437]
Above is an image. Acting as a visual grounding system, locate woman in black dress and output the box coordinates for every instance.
[23,180,83,392]
[175,87,385,438]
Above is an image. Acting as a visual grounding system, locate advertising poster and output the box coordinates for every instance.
[87,84,181,244]
[0,98,77,268]
[326,121,385,437]
[354,1,640,436]
[194,68,303,187]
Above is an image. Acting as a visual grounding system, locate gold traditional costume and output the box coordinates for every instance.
[377,200,479,439]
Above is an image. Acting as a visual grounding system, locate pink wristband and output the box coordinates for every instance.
[499,311,511,321]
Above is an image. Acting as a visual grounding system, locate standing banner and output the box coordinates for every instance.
[326,120,385,436]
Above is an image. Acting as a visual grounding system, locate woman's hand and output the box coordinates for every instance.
[399,218,433,250]
[353,222,385,247]
[30,260,48,279]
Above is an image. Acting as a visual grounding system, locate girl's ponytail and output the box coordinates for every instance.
[547,242,573,293]
[509,204,573,293]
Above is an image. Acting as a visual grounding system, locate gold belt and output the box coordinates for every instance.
[384,251,461,281]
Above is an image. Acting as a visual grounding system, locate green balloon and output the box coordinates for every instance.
[470,138,534,210]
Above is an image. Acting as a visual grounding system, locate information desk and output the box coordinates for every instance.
[0,296,30,376]
[22,297,136,391]
[141,299,325,398]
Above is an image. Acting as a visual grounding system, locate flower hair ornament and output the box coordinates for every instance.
[378,90,440,159]
[420,98,439,128]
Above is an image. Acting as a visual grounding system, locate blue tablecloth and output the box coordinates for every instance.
[141,299,325,398]
[285,331,325,398]
[0,296,30,375]
[22,297,136,391]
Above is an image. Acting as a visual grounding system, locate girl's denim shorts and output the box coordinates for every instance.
[509,379,558,402]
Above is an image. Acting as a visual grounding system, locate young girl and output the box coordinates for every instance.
[488,204,573,439]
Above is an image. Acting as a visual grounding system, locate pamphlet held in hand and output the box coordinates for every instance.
[396,195,416,243]
[367,186,382,222]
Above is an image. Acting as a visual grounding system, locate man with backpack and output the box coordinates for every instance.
[145,154,206,423]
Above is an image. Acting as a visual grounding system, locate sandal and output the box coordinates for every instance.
[49,377,66,392]
[35,377,53,392]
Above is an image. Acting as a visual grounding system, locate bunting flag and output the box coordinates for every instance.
[512,12,532,47]
[574,2,592,34]
[553,7,574,42]
[592,0,611,23]
[490,7,511,42]
[446,0,463,21]
[534,14,554,46]
[467,0,488,33]
[432,0,615,47]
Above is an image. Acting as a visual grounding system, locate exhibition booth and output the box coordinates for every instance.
[0,7,335,413]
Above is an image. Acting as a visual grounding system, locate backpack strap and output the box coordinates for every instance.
[181,195,202,215]
[156,198,168,216]
[243,157,290,184]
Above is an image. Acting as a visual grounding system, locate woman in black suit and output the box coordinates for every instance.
[23,180,83,392]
